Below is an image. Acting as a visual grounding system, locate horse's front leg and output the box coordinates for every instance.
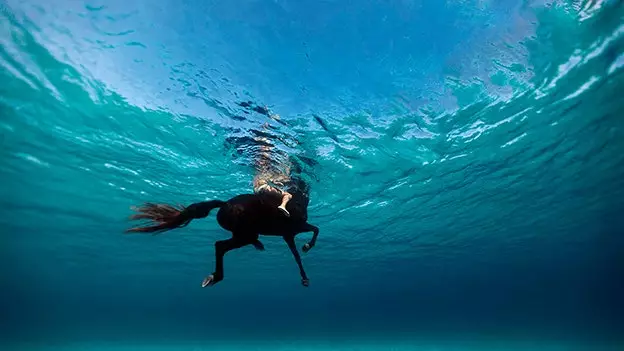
[283,235,309,287]
[300,223,319,253]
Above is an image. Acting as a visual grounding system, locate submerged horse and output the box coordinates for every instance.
[125,179,320,287]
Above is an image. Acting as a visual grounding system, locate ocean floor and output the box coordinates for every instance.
[5,339,622,351]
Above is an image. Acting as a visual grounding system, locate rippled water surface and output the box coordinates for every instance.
[2,0,624,350]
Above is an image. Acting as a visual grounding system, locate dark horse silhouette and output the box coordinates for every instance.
[125,179,319,287]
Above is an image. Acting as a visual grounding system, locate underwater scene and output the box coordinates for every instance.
[1,0,623,350]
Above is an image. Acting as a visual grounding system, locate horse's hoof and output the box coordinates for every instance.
[301,278,310,287]
[202,275,216,288]
[302,243,311,253]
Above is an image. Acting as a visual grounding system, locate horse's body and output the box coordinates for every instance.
[126,184,319,287]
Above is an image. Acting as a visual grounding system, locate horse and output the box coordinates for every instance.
[125,182,320,287]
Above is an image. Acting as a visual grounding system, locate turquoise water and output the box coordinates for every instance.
[2,0,624,350]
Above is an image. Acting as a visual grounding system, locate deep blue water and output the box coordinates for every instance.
[2,0,624,350]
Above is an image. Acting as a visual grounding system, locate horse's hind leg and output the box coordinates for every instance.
[202,236,249,287]
[251,239,265,251]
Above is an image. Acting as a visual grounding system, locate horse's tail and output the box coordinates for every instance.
[125,200,225,234]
